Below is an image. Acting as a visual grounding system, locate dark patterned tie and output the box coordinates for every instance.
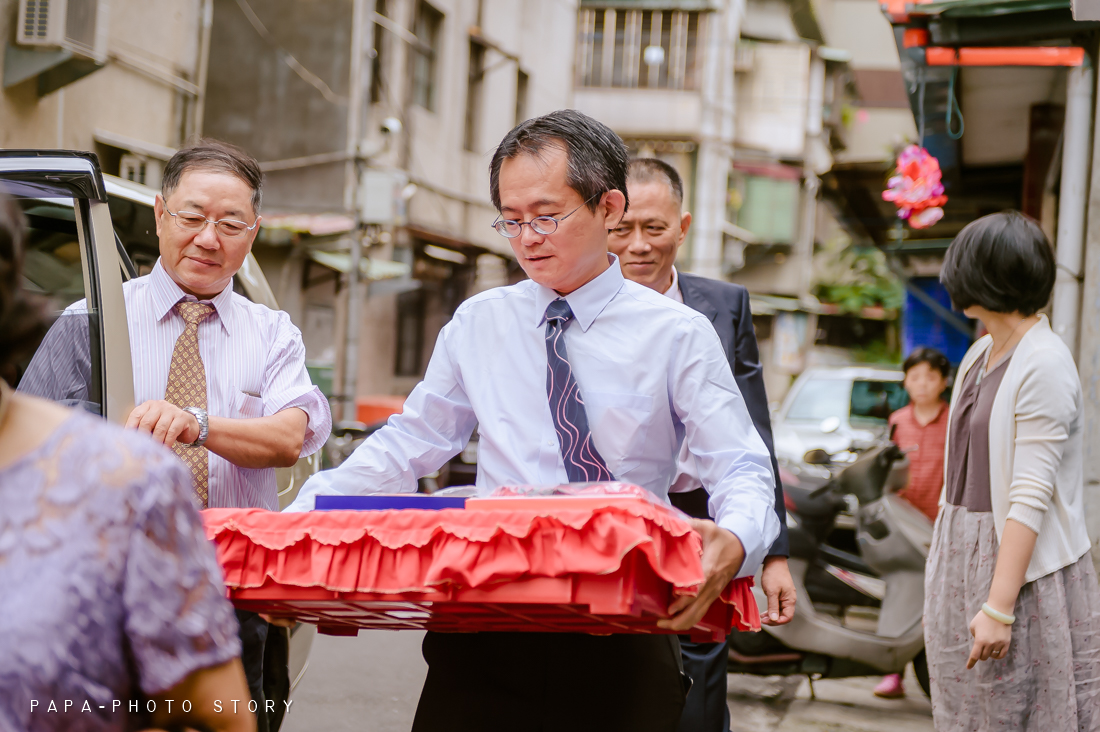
[544,299,614,483]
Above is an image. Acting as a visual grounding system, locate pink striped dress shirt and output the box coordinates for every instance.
[20,260,331,510]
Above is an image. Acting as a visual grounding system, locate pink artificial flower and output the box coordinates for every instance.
[882,145,948,227]
[909,206,944,229]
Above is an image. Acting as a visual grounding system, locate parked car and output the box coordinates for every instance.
[1,150,315,730]
[772,366,908,469]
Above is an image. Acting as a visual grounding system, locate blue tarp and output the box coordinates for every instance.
[902,277,975,365]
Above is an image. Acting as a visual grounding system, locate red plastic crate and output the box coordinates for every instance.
[226,553,746,642]
[204,498,758,643]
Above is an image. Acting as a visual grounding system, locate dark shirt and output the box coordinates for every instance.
[945,350,1013,513]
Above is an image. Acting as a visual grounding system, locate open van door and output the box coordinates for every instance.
[0,150,135,421]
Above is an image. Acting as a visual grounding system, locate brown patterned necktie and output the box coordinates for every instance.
[165,301,215,507]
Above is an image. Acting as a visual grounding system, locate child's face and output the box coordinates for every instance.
[904,362,948,406]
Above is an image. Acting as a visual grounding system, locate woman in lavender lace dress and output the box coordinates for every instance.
[0,192,253,732]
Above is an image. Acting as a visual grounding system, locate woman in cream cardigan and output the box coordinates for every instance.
[925,210,1100,730]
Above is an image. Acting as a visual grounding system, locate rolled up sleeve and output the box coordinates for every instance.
[264,315,332,457]
[669,319,780,578]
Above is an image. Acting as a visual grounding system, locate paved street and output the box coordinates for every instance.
[283,630,933,732]
[281,630,427,732]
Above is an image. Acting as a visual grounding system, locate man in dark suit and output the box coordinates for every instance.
[609,158,796,732]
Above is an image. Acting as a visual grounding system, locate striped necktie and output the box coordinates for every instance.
[544,299,614,483]
[165,300,215,507]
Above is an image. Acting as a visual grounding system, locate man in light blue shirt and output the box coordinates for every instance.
[288,110,777,731]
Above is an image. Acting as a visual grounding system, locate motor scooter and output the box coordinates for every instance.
[728,443,934,696]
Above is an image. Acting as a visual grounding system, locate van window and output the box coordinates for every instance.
[850,379,908,423]
[785,378,850,422]
[785,376,907,425]
[10,197,104,415]
[108,191,159,276]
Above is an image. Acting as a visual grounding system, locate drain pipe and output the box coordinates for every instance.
[1050,62,1095,356]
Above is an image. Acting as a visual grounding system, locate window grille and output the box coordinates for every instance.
[576,7,706,91]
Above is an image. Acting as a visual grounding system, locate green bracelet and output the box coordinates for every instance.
[981,602,1015,625]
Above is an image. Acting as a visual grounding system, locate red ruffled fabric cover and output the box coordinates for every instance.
[203,499,760,641]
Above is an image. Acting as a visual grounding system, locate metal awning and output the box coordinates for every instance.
[307,250,411,280]
[909,0,1069,17]
[748,293,822,315]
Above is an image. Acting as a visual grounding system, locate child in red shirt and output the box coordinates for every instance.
[889,348,950,523]
[874,347,950,699]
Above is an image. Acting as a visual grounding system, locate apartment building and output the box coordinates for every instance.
[2,0,208,181]
[201,0,578,417]
[573,0,864,399]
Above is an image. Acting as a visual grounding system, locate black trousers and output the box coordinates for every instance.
[236,609,271,732]
[676,637,731,732]
[669,489,732,732]
[412,631,689,732]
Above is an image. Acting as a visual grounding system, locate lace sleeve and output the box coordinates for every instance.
[122,449,242,695]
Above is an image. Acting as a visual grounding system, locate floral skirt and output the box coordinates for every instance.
[924,503,1100,731]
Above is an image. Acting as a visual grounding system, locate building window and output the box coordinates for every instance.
[464,40,487,152]
[576,8,705,90]
[395,289,426,377]
[370,0,387,104]
[411,1,443,111]
[515,68,529,125]
[729,172,801,245]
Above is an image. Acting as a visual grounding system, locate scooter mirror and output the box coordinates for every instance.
[803,448,832,465]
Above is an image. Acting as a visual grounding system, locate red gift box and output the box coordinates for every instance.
[202,496,759,642]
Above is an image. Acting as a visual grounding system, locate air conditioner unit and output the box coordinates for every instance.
[16,0,108,62]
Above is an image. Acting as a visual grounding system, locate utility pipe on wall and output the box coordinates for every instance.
[342,0,369,422]
[1051,62,1095,356]
[690,0,742,279]
[192,0,214,137]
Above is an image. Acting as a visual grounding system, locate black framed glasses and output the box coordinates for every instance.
[164,205,259,238]
[491,192,602,239]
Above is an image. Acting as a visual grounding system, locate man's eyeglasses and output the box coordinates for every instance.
[491,192,602,239]
[164,205,259,238]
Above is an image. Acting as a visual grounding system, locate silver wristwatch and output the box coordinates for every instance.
[181,406,209,447]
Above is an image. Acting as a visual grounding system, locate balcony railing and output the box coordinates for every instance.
[576,8,707,90]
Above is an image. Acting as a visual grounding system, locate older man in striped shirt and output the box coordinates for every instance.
[20,139,330,731]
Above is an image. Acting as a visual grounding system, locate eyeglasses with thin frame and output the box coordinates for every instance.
[164,204,259,238]
[491,192,602,239]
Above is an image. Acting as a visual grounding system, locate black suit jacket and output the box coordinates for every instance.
[675,271,789,557]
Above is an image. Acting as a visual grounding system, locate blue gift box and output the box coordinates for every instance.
[313,494,468,511]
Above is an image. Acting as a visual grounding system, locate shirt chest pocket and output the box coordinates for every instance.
[582,391,653,475]
[234,390,266,419]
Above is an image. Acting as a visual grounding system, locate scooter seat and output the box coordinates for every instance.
[785,483,846,520]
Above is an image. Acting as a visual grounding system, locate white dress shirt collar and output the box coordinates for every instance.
[533,253,625,332]
[662,266,684,304]
[149,259,237,337]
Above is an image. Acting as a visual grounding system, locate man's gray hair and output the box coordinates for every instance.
[626,158,684,208]
[162,138,264,214]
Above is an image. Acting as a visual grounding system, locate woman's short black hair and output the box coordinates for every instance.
[940,210,1055,316]
[903,347,950,378]
[489,109,629,215]
[0,191,51,379]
